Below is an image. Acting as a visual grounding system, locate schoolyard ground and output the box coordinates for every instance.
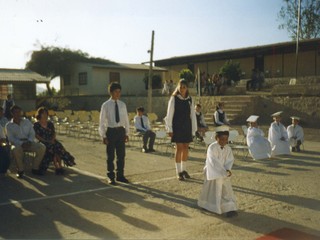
[0,126,319,239]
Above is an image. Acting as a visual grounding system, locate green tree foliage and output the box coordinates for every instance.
[278,0,320,39]
[26,45,116,95]
[179,69,195,83]
[219,60,242,85]
[143,74,162,89]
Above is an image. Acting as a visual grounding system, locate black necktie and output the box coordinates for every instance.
[221,147,224,150]
[141,116,145,129]
[115,101,120,123]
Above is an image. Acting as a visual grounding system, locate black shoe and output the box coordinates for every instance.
[32,169,45,176]
[116,176,129,183]
[55,168,64,175]
[64,158,76,167]
[291,147,296,152]
[142,147,149,153]
[226,211,238,218]
[182,170,191,179]
[16,171,24,178]
[177,172,185,181]
[296,146,301,152]
[148,148,156,152]
[108,179,116,185]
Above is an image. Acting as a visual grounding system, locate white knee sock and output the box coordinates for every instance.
[181,161,187,171]
[175,162,182,174]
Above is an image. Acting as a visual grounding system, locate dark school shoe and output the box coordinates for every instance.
[182,170,191,179]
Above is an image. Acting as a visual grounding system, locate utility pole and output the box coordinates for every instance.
[148,30,154,113]
[295,0,301,80]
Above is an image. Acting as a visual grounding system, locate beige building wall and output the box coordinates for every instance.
[265,54,283,77]
[297,51,317,76]
[236,57,254,79]
[207,60,225,75]
[163,64,187,84]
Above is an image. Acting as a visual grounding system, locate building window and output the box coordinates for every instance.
[63,75,71,86]
[109,72,120,83]
[79,72,87,85]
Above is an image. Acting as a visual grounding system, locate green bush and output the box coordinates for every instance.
[179,69,195,83]
[219,60,242,85]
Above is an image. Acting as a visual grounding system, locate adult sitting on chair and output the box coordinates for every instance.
[0,125,10,175]
[133,106,156,153]
[5,105,46,178]
[287,116,304,152]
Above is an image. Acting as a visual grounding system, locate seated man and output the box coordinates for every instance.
[0,106,9,128]
[195,104,208,141]
[0,124,10,175]
[5,105,46,178]
[133,106,156,153]
[267,111,290,157]
[287,116,304,152]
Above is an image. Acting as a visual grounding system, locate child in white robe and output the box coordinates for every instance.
[287,116,304,152]
[246,115,271,160]
[268,111,290,156]
[198,125,238,217]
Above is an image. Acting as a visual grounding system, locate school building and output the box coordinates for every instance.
[154,38,320,83]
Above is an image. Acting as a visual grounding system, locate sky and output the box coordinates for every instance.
[0,0,291,70]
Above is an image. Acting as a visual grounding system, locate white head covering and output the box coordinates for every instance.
[215,125,229,133]
[246,115,259,122]
[271,111,283,117]
[290,116,300,121]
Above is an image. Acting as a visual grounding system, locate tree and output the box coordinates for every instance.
[179,69,195,84]
[219,60,242,85]
[278,0,320,39]
[26,45,116,95]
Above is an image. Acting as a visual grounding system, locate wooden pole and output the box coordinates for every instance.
[148,30,154,113]
[295,0,301,80]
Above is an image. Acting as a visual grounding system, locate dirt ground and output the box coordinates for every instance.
[0,126,319,239]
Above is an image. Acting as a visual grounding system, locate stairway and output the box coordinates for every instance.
[204,95,256,126]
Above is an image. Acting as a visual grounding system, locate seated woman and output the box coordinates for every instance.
[0,125,10,175]
[33,107,76,175]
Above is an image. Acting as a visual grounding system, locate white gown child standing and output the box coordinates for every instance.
[198,125,238,217]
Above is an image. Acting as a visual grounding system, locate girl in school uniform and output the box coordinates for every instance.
[166,79,197,181]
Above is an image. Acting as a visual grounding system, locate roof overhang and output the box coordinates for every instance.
[0,68,51,84]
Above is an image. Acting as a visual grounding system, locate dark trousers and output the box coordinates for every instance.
[106,127,126,180]
[138,130,156,149]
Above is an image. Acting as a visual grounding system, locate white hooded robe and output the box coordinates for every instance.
[246,127,271,160]
[198,142,237,214]
[268,122,290,156]
[287,124,304,147]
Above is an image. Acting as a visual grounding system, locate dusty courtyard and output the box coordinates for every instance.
[0,126,319,239]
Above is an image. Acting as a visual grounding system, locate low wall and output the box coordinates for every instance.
[39,94,320,128]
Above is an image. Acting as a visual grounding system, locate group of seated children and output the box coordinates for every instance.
[246,111,304,160]
[0,105,75,178]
